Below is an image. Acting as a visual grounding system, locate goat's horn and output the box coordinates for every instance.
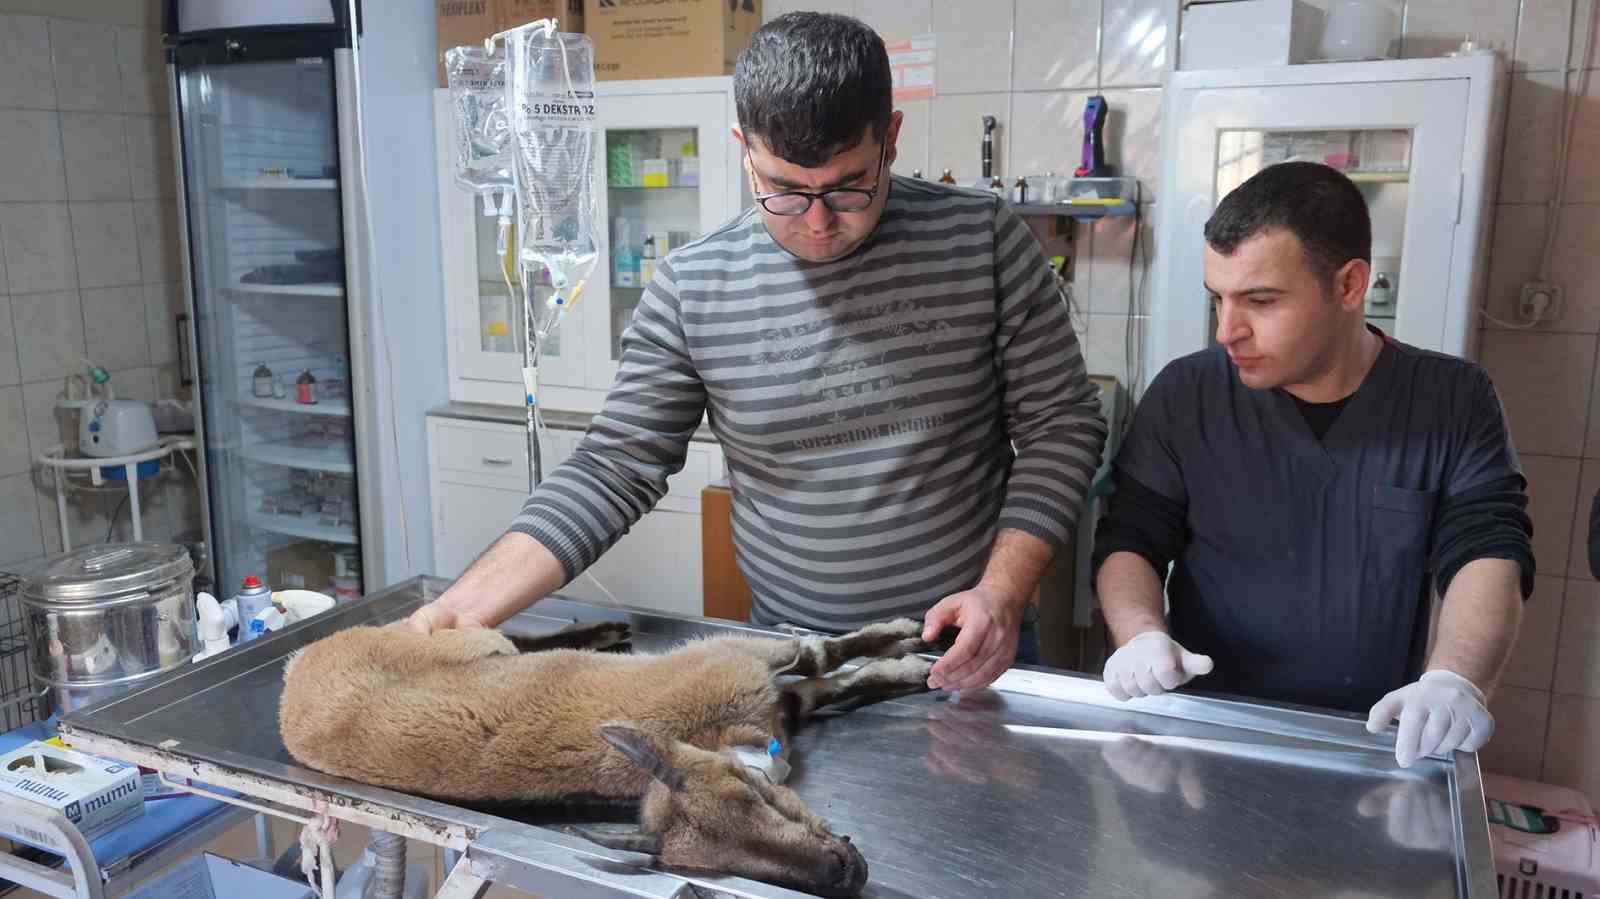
[570,827,662,856]
[598,725,685,790]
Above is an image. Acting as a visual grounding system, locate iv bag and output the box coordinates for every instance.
[444,44,515,197]
[505,23,599,297]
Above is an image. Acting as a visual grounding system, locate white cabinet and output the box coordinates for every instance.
[434,76,745,411]
[426,413,723,617]
[1146,55,1504,385]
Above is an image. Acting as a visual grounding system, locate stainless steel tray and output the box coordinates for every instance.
[59,576,1495,898]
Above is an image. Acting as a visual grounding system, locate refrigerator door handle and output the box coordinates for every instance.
[177,312,194,388]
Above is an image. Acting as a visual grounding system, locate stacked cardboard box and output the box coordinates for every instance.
[584,0,761,81]
[437,0,584,86]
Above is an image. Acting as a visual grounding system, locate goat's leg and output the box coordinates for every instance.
[784,654,935,717]
[504,621,630,654]
[713,618,929,677]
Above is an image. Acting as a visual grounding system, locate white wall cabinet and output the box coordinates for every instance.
[434,76,745,411]
[426,414,724,617]
[1147,55,1504,385]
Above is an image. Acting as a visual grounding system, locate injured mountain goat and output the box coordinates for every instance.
[278,617,936,897]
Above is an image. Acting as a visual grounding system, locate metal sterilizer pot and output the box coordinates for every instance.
[21,543,198,716]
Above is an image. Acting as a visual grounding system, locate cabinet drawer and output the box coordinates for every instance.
[434,420,529,487]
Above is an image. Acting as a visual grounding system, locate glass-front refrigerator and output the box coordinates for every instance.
[167,1,370,604]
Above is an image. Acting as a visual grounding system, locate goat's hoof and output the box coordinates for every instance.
[588,621,631,651]
[890,637,933,657]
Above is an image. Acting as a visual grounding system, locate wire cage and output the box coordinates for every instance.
[0,573,41,732]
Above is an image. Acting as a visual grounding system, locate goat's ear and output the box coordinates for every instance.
[599,725,684,790]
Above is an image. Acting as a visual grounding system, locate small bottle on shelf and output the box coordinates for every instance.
[252,362,274,398]
[639,236,657,283]
[938,169,957,184]
[295,370,318,405]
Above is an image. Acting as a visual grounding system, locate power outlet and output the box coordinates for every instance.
[1519,282,1563,324]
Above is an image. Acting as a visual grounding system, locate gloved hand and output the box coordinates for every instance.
[1356,780,1453,852]
[1102,631,1214,701]
[1100,736,1208,811]
[1365,669,1494,768]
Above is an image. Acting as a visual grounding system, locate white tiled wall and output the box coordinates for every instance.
[767,0,1600,808]
[0,1,195,574]
[768,0,1169,401]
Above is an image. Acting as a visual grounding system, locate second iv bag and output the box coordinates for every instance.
[505,23,600,300]
[443,44,515,199]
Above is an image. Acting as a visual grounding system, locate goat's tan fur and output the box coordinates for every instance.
[278,619,930,801]
[278,619,933,896]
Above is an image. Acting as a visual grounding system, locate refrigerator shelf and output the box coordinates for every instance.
[219,178,338,190]
[229,281,343,297]
[236,394,352,418]
[237,440,353,474]
[247,511,357,545]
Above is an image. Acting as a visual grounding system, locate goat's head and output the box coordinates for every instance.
[574,724,868,897]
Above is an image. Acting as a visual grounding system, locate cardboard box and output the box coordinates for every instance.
[0,742,143,851]
[44,736,191,801]
[1179,0,1320,70]
[267,540,335,592]
[124,852,314,899]
[500,0,583,33]
[437,0,585,87]
[585,0,761,81]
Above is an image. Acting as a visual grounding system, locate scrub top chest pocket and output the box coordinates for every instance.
[1365,484,1438,603]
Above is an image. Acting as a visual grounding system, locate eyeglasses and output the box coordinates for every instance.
[745,142,888,216]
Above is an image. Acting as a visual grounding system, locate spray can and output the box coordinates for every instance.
[234,575,272,642]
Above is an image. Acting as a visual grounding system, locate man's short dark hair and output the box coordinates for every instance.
[733,12,892,167]
[1203,161,1372,284]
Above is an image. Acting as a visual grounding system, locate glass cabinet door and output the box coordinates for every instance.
[1146,74,1471,383]
[585,92,731,388]
[1213,127,1412,337]
[437,96,586,400]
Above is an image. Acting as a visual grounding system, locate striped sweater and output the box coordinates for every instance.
[511,176,1108,630]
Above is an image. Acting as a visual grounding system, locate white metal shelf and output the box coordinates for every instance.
[220,178,338,190]
[229,281,343,298]
[237,440,353,474]
[237,394,352,418]
[247,511,357,544]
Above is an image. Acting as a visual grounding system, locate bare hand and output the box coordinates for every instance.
[920,584,1023,692]
[405,601,487,634]
[921,692,1040,789]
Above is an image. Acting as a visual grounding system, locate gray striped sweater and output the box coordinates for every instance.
[511,176,1108,630]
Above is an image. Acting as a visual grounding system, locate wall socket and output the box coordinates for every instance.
[1519,282,1563,324]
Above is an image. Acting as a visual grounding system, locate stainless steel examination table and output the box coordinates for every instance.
[55,576,1496,898]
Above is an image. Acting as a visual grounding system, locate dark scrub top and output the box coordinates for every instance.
[1095,332,1531,713]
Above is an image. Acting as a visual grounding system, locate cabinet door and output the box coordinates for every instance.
[433,480,532,578]
[1147,74,1469,384]
[585,90,732,390]
[434,91,589,404]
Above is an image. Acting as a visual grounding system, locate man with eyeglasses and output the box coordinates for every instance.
[410,12,1107,694]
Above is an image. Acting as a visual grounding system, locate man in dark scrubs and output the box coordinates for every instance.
[1092,162,1534,768]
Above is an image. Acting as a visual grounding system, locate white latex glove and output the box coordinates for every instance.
[1365,670,1493,768]
[1103,631,1214,701]
[1356,781,1453,852]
